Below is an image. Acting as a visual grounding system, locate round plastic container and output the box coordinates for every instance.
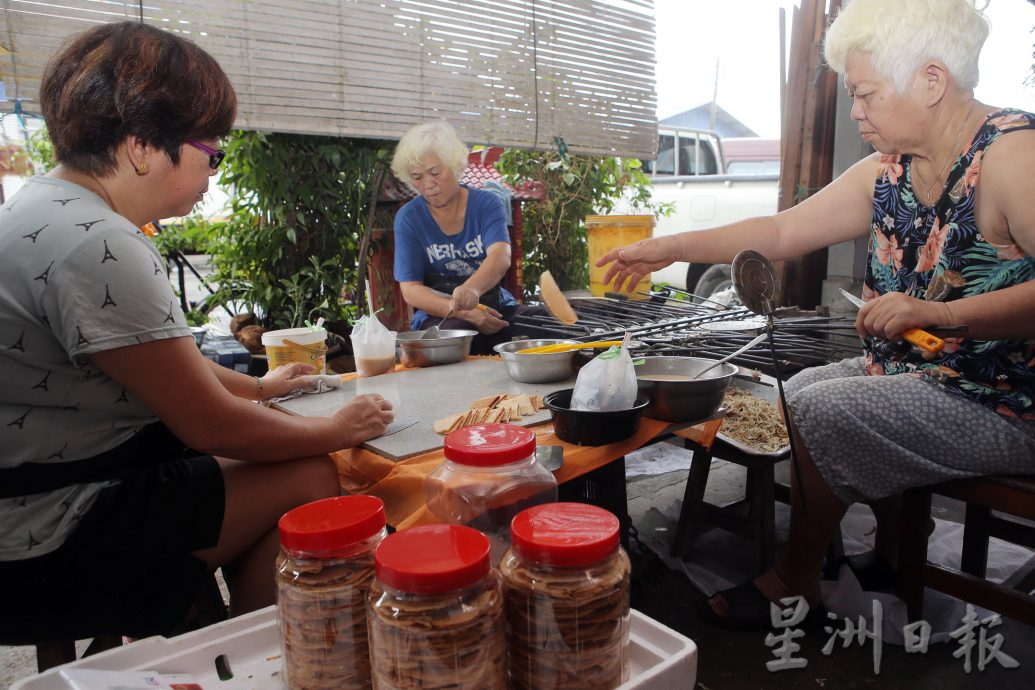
[585,215,655,299]
[500,502,632,690]
[426,424,558,564]
[262,327,328,373]
[276,495,387,690]
[367,524,506,689]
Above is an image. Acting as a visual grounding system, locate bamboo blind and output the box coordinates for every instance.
[0,0,658,157]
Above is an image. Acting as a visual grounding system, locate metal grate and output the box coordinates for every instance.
[513,295,861,377]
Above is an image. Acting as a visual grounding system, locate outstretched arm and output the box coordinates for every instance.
[599,154,881,293]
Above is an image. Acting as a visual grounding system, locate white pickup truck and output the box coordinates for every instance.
[644,127,780,298]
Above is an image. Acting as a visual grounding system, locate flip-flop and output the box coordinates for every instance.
[699,580,828,631]
[846,551,899,591]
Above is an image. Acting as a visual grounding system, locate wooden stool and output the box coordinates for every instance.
[897,475,1035,626]
[673,438,787,574]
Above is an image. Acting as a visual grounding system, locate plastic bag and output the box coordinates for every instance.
[351,311,397,377]
[570,332,637,411]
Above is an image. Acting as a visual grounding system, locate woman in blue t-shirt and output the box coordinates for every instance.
[391,121,545,354]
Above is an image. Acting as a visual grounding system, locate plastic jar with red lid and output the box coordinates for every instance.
[426,423,558,564]
[500,502,631,690]
[367,524,506,689]
[276,495,387,690]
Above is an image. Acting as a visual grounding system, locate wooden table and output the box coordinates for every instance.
[276,357,724,532]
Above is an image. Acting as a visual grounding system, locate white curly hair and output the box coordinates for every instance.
[391,120,469,187]
[824,0,989,93]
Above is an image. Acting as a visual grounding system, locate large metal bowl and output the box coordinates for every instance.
[635,356,737,422]
[493,339,580,383]
[396,330,477,367]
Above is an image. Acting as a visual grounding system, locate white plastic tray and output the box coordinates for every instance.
[14,606,697,690]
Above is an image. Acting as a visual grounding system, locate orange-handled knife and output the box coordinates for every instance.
[839,288,945,354]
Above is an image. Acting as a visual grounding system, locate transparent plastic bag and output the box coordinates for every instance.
[350,312,397,377]
[570,332,637,411]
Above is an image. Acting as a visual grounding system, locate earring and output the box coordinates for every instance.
[135,160,148,176]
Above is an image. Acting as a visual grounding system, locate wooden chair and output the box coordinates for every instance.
[34,572,228,673]
[896,475,1035,626]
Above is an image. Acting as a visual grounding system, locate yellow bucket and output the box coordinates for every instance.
[585,215,655,298]
[260,327,328,374]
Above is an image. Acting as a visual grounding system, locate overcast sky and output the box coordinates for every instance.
[654,0,1035,138]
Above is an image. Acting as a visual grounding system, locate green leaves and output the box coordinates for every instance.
[207,131,393,329]
[496,148,671,299]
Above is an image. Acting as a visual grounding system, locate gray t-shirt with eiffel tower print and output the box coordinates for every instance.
[0,176,191,560]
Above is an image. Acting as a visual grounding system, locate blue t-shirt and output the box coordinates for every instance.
[394,186,516,329]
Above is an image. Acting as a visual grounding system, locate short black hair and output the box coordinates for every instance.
[40,21,237,176]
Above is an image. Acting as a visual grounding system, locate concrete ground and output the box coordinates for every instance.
[625,448,1035,690]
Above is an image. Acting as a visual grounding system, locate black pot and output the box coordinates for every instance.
[544,389,650,446]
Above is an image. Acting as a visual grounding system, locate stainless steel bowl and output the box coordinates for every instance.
[396,330,477,367]
[635,356,737,422]
[493,339,579,383]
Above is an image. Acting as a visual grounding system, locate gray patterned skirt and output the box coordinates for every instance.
[783,357,1035,504]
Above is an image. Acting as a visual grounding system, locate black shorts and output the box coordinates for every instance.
[0,455,225,644]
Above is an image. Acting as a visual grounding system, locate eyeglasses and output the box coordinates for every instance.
[186,140,226,170]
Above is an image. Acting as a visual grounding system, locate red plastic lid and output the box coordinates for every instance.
[278,495,385,555]
[375,524,491,594]
[443,423,536,467]
[510,502,620,567]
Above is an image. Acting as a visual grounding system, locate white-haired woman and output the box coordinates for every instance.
[391,120,545,354]
[599,0,1035,629]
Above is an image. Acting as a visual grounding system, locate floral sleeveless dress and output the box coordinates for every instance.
[864,108,1035,421]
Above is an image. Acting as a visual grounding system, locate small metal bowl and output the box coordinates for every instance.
[544,388,650,446]
[493,339,579,383]
[635,356,737,422]
[396,330,477,367]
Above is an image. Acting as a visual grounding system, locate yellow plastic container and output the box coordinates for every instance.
[261,327,328,373]
[585,215,655,299]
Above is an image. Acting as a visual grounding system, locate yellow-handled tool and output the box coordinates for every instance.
[839,288,945,354]
[518,340,624,355]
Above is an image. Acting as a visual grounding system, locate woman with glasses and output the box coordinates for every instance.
[0,22,394,644]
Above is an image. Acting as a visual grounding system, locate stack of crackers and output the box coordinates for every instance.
[433,393,546,435]
[276,553,377,690]
[501,553,631,689]
[367,573,507,689]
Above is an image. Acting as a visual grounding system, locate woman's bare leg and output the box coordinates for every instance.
[194,455,340,615]
[869,494,903,565]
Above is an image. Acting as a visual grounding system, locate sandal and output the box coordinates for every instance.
[846,551,898,591]
[699,580,828,631]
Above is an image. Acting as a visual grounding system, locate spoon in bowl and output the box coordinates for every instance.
[421,308,454,340]
[690,332,768,380]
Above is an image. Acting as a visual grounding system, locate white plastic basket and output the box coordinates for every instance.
[14,606,697,690]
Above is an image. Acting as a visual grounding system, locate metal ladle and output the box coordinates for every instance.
[421,308,454,340]
[690,332,768,379]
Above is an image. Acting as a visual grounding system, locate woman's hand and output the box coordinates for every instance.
[332,393,394,447]
[450,285,482,312]
[257,362,321,400]
[463,306,508,334]
[598,236,682,293]
[856,292,953,341]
